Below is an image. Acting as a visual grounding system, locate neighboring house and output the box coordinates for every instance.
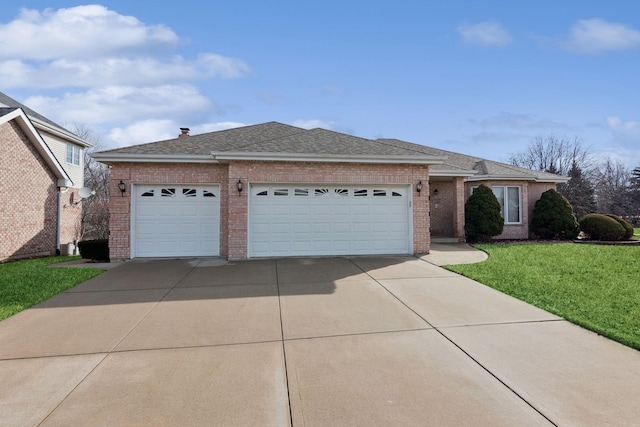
[94,122,567,260]
[0,92,91,261]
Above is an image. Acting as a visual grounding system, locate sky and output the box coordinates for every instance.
[1,1,639,168]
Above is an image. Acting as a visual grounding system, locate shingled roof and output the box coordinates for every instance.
[95,122,446,164]
[377,138,567,182]
[94,122,567,182]
[0,91,89,146]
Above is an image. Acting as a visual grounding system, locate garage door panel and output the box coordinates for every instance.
[249,184,410,257]
[134,185,219,257]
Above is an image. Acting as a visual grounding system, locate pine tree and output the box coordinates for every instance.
[465,185,504,242]
[557,161,596,220]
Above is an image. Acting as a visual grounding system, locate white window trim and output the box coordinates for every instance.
[66,144,81,166]
[493,186,522,225]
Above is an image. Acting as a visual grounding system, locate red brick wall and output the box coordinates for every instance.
[464,181,557,239]
[108,161,430,260]
[0,121,58,261]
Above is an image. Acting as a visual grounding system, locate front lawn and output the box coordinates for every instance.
[0,256,103,321]
[446,243,640,350]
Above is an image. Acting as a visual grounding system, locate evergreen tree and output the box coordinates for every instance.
[465,185,504,242]
[557,161,596,220]
[531,189,579,240]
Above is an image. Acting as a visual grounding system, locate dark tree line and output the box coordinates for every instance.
[510,135,640,224]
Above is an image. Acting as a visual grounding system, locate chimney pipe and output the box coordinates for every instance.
[179,127,190,137]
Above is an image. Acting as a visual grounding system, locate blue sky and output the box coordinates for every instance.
[1,1,639,168]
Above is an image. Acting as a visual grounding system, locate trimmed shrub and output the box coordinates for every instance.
[465,184,504,242]
[579,214,625,241]
[531,189,579,240]
[78,239,110,261]
[606,214,634,240]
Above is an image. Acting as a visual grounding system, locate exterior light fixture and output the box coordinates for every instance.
[416,180,423,194]
[118,180,126,197]
[237,179,243,195]
[434,188,439,195]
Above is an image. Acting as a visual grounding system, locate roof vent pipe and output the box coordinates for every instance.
[179,127,190,137]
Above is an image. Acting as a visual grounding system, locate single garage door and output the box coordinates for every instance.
[134,184,220,257]
[249,184,411,257]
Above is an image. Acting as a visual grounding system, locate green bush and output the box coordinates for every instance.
[78,239,110,261]
[579,214,625,241]
[531,189,579,240]
[606,214,634,240]
[465,184,504,242]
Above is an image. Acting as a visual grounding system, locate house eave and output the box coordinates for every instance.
[31,118,92,148]
[92,153,217,164]
[211,151,446,165]
[430,169,478,177]
[1,108,72,186]
[466,174,569,183]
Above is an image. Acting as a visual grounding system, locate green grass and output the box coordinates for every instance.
[0,256,103,321]
[446,243,640,350]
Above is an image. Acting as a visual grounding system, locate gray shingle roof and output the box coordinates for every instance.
[0,92,66,131]
[377,138,566,181]
[95,122,566,182]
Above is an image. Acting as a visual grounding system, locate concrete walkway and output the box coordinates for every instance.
[1,248,639,426]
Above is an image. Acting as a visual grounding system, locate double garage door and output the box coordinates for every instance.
[133,184,411,258]
[249,184,410,257]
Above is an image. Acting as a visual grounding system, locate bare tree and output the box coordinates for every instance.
[509,135,592,176]
[593,158,634,217]
[72,124,111,240]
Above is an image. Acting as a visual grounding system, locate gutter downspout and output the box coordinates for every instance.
[57,187,69,255]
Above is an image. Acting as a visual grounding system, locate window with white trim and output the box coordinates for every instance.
[492,186,522,224]
[66,144,81,166]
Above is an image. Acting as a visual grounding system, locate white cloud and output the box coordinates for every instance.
[193,122,247,134]
[108,119,178,147]
[457,21,512,47]
[291,119,336,130]
[24,84,214,125]
[606,116,640,134]
[0,55,250,89]
[564,19,640,54]
[107,120,248,148]
[0,5,177,60]
[472,112,569,130]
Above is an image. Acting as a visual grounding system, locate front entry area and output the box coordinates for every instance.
[248,184,411,257]
[133,184,220,257]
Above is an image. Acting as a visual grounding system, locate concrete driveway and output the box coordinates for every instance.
[1,251,639,426]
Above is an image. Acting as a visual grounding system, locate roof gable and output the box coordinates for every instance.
[0,108,72,186]
[0,91,90,147]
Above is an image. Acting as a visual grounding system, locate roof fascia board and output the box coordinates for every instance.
[430,169,478,177]
[3,109,72,186]
[92,153,217,164]
[466,174,569,183]
[211,151,446,165]
[31,119,92,147]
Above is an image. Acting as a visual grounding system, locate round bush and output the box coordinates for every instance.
[579,214,625,241]
[605,214,634,240]
[531,189,579,240]
[465,184,504,242]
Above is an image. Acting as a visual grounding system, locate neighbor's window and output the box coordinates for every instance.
[66,144,81,166]
[492,186,522,224]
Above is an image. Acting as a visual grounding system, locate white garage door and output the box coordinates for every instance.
[249,185,411,257]
[134,185,220,257]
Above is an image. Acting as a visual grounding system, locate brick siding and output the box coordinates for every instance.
[109,161,431,260]
[0,121,58,261]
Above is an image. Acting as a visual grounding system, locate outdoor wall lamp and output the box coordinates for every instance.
[236,179,243,195]
[416,180,423,194]
[118,180,126,197]
[433,188,439,195]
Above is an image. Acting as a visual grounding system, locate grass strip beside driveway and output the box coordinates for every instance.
[0,256,104,321]
[446,243,640,350]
